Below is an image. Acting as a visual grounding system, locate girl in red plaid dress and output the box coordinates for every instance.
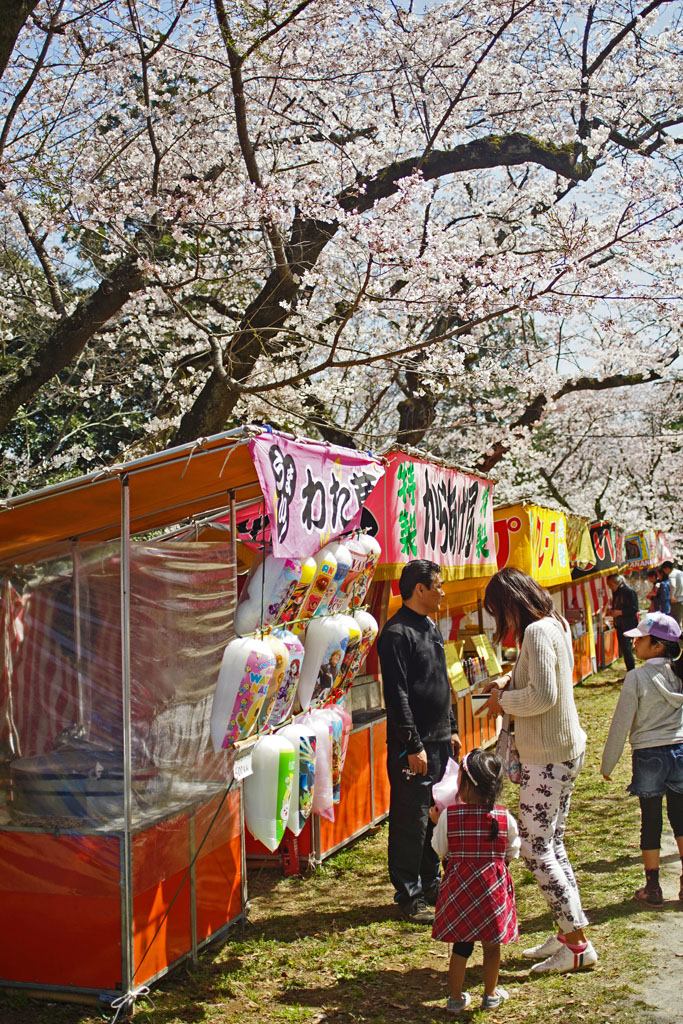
[430,748,519,1014]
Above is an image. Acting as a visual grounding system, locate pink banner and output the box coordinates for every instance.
[248,432,385,558]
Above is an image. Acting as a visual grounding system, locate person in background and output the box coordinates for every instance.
[660,561,683,626]
[481,568,597,974]
[645,569,661,613]
[430,748,519,1015]
[606,573,639,672]
[656,567,671,616]
[601,612,683,907]
[377,559,461,924]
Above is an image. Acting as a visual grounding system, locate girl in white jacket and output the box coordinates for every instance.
[601,612,683,908]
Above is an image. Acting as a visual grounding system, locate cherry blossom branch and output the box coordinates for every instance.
[0,0,63,162]
[475,355,680,474]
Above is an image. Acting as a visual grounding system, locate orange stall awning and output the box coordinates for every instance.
[0,430,263,567]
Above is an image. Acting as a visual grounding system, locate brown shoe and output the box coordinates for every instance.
[399,896,434,923]
[635,885,664,908]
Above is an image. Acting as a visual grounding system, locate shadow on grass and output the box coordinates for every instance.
[580,851,680,872]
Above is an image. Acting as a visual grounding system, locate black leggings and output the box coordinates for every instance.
[639,789,683,849]
[452,941,475,958]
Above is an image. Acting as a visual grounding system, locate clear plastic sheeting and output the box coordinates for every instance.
[0,538,243,997]
[1,538,237,832]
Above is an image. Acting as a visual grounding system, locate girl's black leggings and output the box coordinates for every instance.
[639,789,683,849]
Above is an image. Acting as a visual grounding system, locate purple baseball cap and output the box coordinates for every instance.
[624,612,682,642]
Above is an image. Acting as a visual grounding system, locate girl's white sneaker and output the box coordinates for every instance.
[530,941,598,973]
[522,934,563,959]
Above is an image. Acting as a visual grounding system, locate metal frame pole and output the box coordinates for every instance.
[120,475,135,993]
[71,541,89,734]
[229,490,248,916]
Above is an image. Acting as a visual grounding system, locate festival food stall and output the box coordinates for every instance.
[0,428,386,1008]
[363,449,500,756]
[569,521,625,669]
[491,501,596,676]
[623,529,672,571]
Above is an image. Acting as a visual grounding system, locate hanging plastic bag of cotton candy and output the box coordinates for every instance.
[300,709,335,822]
[318,540,352,615]
[296,614,352,711]
[291,544,338,635]
[278,722,317,836]
[432,758,462,812]
[348,534,381,610]
[327,614,363,699]
[277,555,317,629]
[233,554,303,637]
[337,609,379,696]
[264,629,305,729]
[244,734,297,851]
[210,637,277,752]
[322,706,352,805]
[256,633,290,731]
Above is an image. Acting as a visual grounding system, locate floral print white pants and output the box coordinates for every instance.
[517,755,589,932]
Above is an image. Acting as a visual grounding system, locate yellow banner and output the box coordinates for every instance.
[494,503,572,588]
[471,634,502,676]
[445,642,469,693]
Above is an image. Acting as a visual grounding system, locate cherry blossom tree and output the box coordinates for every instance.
[1,0,682,539]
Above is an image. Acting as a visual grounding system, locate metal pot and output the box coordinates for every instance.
[9,749,156,821]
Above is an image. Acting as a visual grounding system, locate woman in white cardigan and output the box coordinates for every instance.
[482,568,598,974]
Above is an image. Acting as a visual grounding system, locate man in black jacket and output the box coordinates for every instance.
[377,559,460,923]
[606,573,639,672]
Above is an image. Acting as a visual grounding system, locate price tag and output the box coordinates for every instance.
[445,642,469,693]
[233,748,254,780]
[472,634,501,676]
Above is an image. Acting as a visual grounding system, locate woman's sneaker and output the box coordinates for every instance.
[635,885,664,908]
[530,941,598,974]
[522,934,563,959]
[481,987,509,1010]
[446,992,471,1015]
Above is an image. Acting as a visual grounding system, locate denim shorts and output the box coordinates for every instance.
[627,743,683,798]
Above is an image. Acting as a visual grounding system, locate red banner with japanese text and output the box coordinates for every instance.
[363,451,497,583]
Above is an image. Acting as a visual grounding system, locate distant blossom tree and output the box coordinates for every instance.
[0,0,681,538]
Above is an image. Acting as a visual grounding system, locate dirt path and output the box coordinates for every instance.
[635,832,683,1023]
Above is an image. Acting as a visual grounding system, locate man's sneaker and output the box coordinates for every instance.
[522,934,564,959]
[635,885,664,908]
[398,896,434,924]
[446,992,471,1015]
[530,940,598,974]
[481,987,509,1011]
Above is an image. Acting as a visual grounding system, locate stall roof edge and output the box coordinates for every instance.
[0,428,267,566]
[378,445,497,483]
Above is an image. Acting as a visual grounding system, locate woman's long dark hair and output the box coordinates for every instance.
[484,567,563,643]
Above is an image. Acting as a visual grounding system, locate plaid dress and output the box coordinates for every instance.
[432,804,518,944]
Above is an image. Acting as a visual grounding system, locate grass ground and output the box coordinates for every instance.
[1,660,677,1024]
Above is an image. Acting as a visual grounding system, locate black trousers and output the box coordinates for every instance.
[617,630,635,672]
[386,738,452,905]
